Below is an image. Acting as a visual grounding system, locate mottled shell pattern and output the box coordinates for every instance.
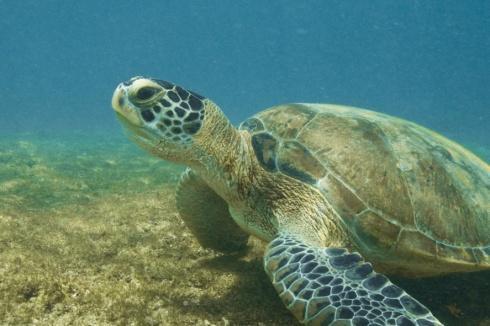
[239,104,490,273]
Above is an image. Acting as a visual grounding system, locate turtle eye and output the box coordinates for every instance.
[136,86,159,100]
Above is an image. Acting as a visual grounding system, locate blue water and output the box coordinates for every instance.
[1,0,489,157]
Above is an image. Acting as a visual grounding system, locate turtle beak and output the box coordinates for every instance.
[111,82,143,126]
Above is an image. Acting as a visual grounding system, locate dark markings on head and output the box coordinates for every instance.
[185,112,199,122]
[157,123,165,132]
[141,110,155,122]
[175,86,189,100]
[160,99,171,107]
[134,79,207,144]
[251,132,278,172]
[188,96,203,111]
[189,90,205,100]
[167,91,180,103]
[155,79,173,89]
[175,107,186,117]
[171,127,182,134]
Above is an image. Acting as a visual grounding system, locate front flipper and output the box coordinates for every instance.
[264,233,442,326]
[176,169,249,253]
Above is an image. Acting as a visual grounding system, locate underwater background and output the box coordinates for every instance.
[0,1,488,325]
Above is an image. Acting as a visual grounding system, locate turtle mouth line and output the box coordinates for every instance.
[115,112,160,145]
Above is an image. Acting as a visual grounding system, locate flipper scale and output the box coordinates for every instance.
[264,233,443,326]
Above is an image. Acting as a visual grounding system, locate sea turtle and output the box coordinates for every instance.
[111,77,490,326]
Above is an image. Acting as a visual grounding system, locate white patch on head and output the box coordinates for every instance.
[112,84,142,126]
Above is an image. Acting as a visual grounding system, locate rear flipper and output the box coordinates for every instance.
[264,233,443,326]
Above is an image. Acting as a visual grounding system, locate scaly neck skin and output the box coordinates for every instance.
[189,102,258,205]
[186,102,282,242]
[186,102,347,248]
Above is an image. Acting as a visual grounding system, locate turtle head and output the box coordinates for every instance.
[112,77,215,163]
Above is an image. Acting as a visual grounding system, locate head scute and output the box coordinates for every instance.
[149,79,206,143]
[113,77,207,145]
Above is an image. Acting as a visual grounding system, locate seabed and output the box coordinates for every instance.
[0,133,488,325]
